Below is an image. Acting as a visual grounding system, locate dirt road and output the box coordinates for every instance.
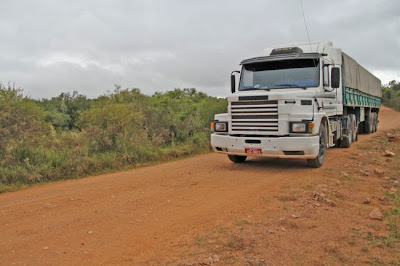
[1,106,400,265]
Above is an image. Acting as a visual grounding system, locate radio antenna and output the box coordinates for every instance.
[300,0,312,51]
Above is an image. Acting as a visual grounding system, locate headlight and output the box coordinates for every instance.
[214,122,228,132]
[290,122,314,133]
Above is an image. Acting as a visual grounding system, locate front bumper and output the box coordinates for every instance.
[211,134,320,159]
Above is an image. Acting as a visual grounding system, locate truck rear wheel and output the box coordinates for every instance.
[358,121,364,134]
[349,114,358,142]
[228,155,247,163]
[364,114,373,134]
[307,123,326,168]
[372,112,378,132]
[340,117,353,148]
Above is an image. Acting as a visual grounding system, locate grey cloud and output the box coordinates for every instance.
[0,0,399,98]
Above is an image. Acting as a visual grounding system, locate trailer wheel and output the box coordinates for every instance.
[228,155,247,163]
[349,114,358,142]
[307,123,326,168]
[340,117,353,148]
[358,121,364,134]
[371,113,376,132]
[364,114,373,134]
[372,112,378,132]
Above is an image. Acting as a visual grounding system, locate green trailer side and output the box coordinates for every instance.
[343,87,381,108]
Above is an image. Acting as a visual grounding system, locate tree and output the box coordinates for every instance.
[78,103,146,153]
[382,80,400,111]
[39,91,91,131]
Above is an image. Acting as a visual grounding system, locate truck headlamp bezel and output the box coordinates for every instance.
[290,122,313,133]
[214,122,228,132]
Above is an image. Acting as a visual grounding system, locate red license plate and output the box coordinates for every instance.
[245,148,262,154]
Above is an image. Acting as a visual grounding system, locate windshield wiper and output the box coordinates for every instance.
[274,84,307,90]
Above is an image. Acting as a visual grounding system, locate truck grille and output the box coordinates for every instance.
[230,99,278,133]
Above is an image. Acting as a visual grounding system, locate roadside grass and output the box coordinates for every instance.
[0,183,30,193]
[225,235,246,251]
[323,242,348,265]
[358,145,371,150]
[276,194,298,202]
[0,142,212,193]
[192,219,260,264]
[234,219,253,227]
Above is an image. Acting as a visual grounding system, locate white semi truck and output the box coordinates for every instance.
[211,42,381,168]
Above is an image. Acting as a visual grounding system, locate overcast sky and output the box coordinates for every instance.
[0,0,399,99]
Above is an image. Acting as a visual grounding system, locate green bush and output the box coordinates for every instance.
[0,84,227,191]
[383,80,400,111]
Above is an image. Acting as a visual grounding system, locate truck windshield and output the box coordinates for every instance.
[239,58,320,90]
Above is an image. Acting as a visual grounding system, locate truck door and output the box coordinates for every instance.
[322,61,342,115]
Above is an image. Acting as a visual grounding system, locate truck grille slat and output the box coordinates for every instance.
[230,99,279,134]
[232,124,278,127]
[232,115,278,120]
[231,100,277,106]
[231,109,278,113]
[231,128,278,132]
[232,121,278,125]
[232,111,277,115]
[231,105,277,110]
[232,127,278,130]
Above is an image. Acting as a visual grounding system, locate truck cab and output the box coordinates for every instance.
[211,42,381,167]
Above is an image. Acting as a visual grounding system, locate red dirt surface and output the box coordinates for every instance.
[1,106,400,265]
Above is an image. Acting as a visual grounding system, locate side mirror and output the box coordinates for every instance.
[231,75,236,93]
[331,67,340,89]
[231,71,240,93]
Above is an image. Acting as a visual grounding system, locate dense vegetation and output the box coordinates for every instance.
[382,80,400,111]
[0,83,227,192]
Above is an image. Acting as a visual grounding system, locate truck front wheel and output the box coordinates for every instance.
[307,123,327,168]
[228,155,247,163]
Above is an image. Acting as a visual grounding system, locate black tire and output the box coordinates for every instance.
[372,112,377,133]
[364,113,373,134]
[375,113,379,132]
[307,123,327,168]
[349,114,358,142]
[334,136,341,147]
[228,155,247,163]
[340,117,353,148]
[358,121,364,134]
[355,124,359,141]
[340,135,352,148]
